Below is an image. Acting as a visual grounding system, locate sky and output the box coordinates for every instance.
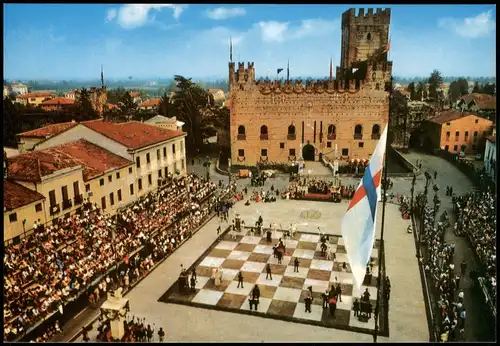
[3,4,496,80]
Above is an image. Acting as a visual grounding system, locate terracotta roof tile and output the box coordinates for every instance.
[107,103,119,109]
[138,98,161,108]
[41,97,76,105]
[7,139,133,182]
[458,93,496,110]
[82,119,185,150]
[4,180,45,211]
[129,91,141,98]
[427,110,492,125]
[17,121,78,138]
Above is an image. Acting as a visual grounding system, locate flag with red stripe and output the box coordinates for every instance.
[341,125,388,291]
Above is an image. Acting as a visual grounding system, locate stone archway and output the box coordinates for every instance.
[302,144,315,161]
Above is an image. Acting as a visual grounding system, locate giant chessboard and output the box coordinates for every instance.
[159,228,389,336]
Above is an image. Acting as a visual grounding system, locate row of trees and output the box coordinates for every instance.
[3,76,230,156]
[3,88,100,148]
[405,70,496,103]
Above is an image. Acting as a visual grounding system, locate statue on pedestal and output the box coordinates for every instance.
[100,288,130,340]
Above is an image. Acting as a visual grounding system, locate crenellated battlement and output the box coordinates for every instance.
[253,77,365,95]
[343,7,391,25]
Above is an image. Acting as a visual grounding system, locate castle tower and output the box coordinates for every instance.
[340,8,391,69]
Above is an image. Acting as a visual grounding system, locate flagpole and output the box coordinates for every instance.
[373,78,392,344]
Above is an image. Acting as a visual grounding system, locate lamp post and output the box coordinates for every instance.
[410,172,416,213]
[424,171,431,199]
[432,185,439,224]
[22,219,27,239]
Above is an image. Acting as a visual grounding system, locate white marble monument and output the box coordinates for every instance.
[101,288,129,340]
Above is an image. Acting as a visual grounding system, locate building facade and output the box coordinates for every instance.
[229,8,392,166]
[17,119,187,200]
[15,92,55,106]
[5,116,188,243]
[40,97,76,112]
[421,110,494,155]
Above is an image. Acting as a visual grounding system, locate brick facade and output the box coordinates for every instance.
[229,8,392,166]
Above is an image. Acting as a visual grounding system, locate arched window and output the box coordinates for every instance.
[327,125,336,140]
[237,125,246,140]
[375,83,380,90]
[367,33,372,41]
[260,125,268,140]
[287,125,296,140]
[354,125,363,139]
[372,124,380,139]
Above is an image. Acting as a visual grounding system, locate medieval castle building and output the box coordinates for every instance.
[229,8,392,166]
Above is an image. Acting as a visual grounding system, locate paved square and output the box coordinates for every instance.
[160,229,387,336]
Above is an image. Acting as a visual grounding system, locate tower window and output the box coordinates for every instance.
[367,33,372,41]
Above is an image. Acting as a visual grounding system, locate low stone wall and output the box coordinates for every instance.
[215,154,229,176]
[388,146,419,177]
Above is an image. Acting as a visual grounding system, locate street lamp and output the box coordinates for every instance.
[424,171,431,197]
[432,184,439,224]
[410,172,416,216]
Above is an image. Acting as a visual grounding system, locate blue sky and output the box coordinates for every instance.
[3,4,496,80]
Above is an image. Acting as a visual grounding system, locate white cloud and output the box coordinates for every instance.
[206,7,246,20]
[258,21,290,42]
[106,4,187,29]
[258,18,338,42]
[438,10,496,38]
[106,8,117,22]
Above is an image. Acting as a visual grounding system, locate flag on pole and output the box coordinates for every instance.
[277,68,284,74]
[340,125,388,291]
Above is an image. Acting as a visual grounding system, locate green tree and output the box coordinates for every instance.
[75,88,98,121]
[107,87,126,104]
[158,92,176,117]
[119,91,137,117]
[416,82,424,101]
[457,78,469,96]
[428,69,443,101]
[472,81,481,93]
[408,82,418,101]
[482,83,496,95]
[171,75,210,153]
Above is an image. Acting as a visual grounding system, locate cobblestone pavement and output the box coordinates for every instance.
[74,200,427,342]
[67,150,493,342]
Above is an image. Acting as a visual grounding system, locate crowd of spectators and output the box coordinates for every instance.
[416,194,466,342]
[453,190,496,308]
[90,315,158,342]
[3,173,220,342]
[281,179,339,200]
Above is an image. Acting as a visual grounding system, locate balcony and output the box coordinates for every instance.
[354,134,363,140]
[327,133,336,140]
[260,134,268,140]
[287,134,296,140]
[62,199,73,210]
[74,194,83,205]
[237,134,246,140]
[371,133,381,140]
[50,204,60,216]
